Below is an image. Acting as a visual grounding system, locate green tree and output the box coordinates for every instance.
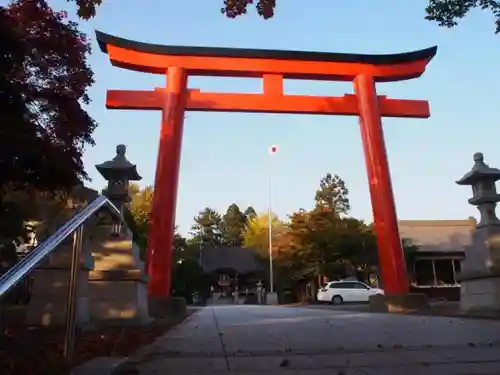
[171,229,206,301]
[221,1,500,34]
[314,173,350,215]
[173,229,202,265]
[173,230,188,263]
[244,206,257,221]
[285,208,343,279]
[190,208,224,247]
[277,208,377,282]
[425,0,500,33]
[222,203,247,246]
[333,218,378,280]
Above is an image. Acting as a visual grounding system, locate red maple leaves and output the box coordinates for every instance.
[0,0,96,193]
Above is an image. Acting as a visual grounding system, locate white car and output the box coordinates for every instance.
[317,281,384,304]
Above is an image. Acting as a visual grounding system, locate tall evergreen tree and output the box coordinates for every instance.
[190,207,224,247]
[244,206,257,222]
[222,203,247,246]
[314,173,350,215]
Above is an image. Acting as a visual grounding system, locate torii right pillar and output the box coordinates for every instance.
[354,75,408,293]
[355,74,429,312]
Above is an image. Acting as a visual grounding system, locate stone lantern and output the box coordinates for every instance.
[456,152,500,312]
[88,145,150,325]
[456,152,500,228]
[96,145,142,234]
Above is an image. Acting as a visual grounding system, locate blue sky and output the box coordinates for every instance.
[35,1,500,234]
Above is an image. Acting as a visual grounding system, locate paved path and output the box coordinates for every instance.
[288,301,500,320]
[116,305,500,374]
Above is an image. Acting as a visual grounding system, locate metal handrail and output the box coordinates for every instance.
[0,195,120,298]
[0,194,123,361]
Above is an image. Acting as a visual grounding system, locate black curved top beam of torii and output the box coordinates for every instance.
[95,31,437,82]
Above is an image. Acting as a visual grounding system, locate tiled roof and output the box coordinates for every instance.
[398,219,476,252]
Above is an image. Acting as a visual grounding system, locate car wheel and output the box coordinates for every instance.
[331,295,343,305]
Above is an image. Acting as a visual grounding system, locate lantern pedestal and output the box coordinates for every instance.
[369,293,429,313]
[456,152,500,313]
[459,225,500,312]
[87,225,151,326]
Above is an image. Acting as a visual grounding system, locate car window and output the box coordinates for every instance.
[329,282,350,289]
[351,282,368,289]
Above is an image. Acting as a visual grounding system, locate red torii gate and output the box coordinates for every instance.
[96,31,437,301]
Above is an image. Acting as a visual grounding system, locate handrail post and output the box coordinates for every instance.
[63,225,84,361]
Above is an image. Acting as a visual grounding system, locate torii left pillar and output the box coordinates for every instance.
[148,67,187,307]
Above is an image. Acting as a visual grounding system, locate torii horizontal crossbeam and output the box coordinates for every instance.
[107,90,430,118]
[96,31,437,82]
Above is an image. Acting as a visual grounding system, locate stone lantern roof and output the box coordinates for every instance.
[456,152,500,228]
[456,152,500,186]
[95,144,142,181]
